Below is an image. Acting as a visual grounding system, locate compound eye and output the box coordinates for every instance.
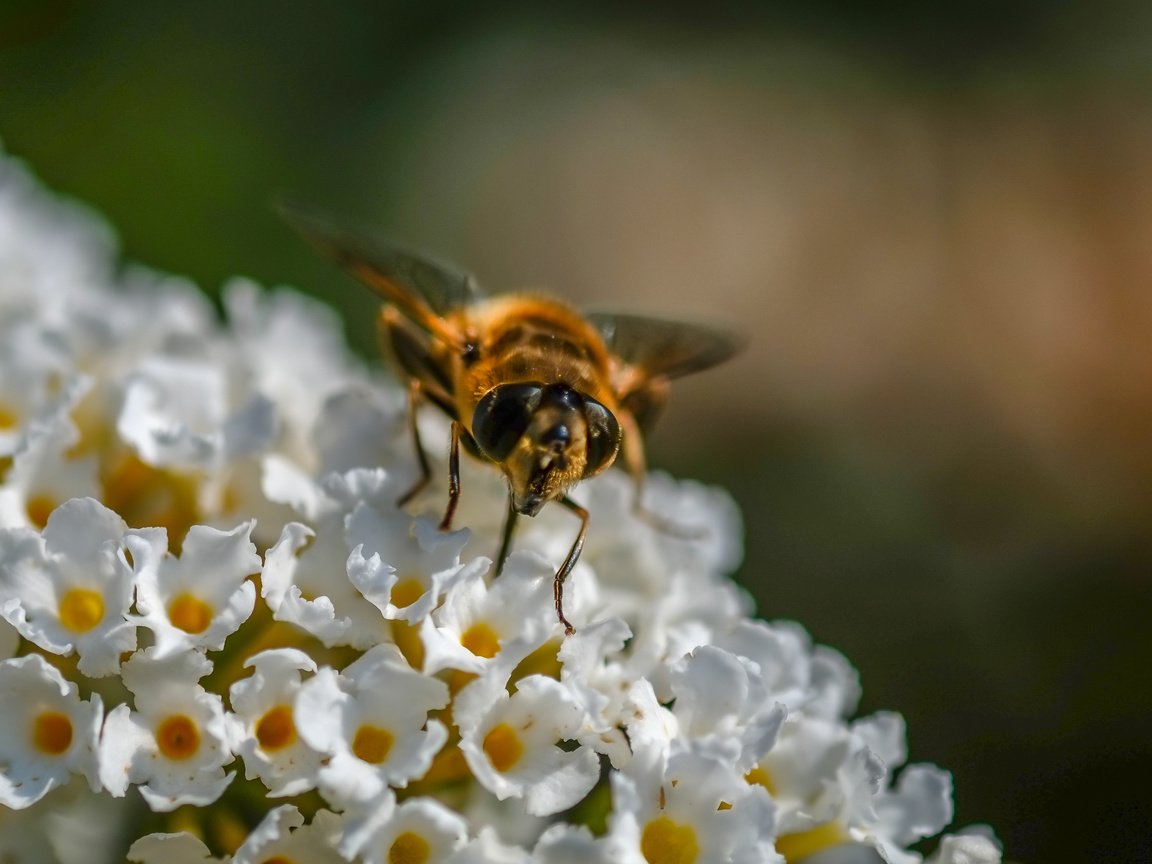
[582,398,621,477]
[472,383,543,462]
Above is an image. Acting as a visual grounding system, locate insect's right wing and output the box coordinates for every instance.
[587,311,744,431]
[278,203,481,350]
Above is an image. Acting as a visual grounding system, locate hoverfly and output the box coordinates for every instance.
[282,208,741,634]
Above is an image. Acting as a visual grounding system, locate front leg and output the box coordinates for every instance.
[439,421,462,531]
[397,378,432,509]
[553,495,589,636]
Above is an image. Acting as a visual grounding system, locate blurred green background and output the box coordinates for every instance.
[3,2,1151,860]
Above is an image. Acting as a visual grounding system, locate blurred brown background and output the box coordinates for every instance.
[3,2,1151,860]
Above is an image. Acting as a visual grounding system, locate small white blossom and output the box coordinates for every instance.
[232,804,349,864]
[606,746,781,864]
[668,644,787,772]
[0,497,136,676]
[927,832,1003,864]
[420,551,555,677]
[450,826,535,864]
[127,833,226,864]
[345,504,479,623]
[458,674,601,817]
[132,520,259,658]
[228,648,323,797]
[0,654,103,808]
[344,796,469,864]
[99,648,234,811]
[117,354,276,471]
[295,644,449,808]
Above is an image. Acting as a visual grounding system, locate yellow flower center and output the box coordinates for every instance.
[482,722,523,773]
[352,724,394,764]
[391,620,425,671]
[156,714,201,760]
[168,592,213,634]
[460,621,501,659]
[32,710,73,755]
[775,822,849,863]
[59,588,104,633]
[0,403,19,429]
[255,705,296,751]
[25,494,56,530]
[391,578,424,609]
[745,764,778,796]
[640,815,699,864]
[388,831,432,864]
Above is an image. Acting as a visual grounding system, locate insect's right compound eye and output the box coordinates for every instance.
[472,383,543,462]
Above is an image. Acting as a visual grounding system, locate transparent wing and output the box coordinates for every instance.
[278,203,482,328]
[587,311,744,381]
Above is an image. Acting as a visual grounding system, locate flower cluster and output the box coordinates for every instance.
[0,146,1002,864]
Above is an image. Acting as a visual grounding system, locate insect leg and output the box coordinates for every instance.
[439,421,462,531]
[495,498,520,577]
[554,495,588,636]
[396,378,432,509]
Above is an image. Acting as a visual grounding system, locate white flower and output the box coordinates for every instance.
[232,804,349,864]
[262,519,389,648]
[606,747,781,864]
[132,519,259,658]
[222,279,365,468]
[0,380,99,531]
[117,354,276,471]
[228,647,323,797]
[345,504,478,623]
[449,827,535,864]
[927,832,1003,864]
[98,648,234,811]
[344,796,469,864]
[457,674,600,817]
[420,550,556,677]
[533,823,612,864]
[0,497,136,676]
[667,644,787,772]
[295,644,449,808]
[557,616,637,767]
[0,654,103,808]
[127,833,226,864]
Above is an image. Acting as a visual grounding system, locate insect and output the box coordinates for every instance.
[282,208,742,634]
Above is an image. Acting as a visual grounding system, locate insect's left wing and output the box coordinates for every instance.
[278,203,480,350]
[587,311,744,430]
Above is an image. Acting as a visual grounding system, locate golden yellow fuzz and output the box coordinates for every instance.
[255,705,296,751]
[59,588,104,634]
[775,822,850,862]
[745,764,778,796]
[460,621,501,659]
[482,722,524,773]
[352,724,394,764]
[390,578,424,609]
[156,714,201,760]
[640,815,699,864]
[25,494,56,530]
[0,404,19,429]
[168,592,213,634]
[388,831,432,864]
[32,711,73,755]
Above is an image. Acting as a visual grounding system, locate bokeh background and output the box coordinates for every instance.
[3,2,1151,860]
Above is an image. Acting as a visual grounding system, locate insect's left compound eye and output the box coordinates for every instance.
[582,398,621,477]
[472,383,543,462]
